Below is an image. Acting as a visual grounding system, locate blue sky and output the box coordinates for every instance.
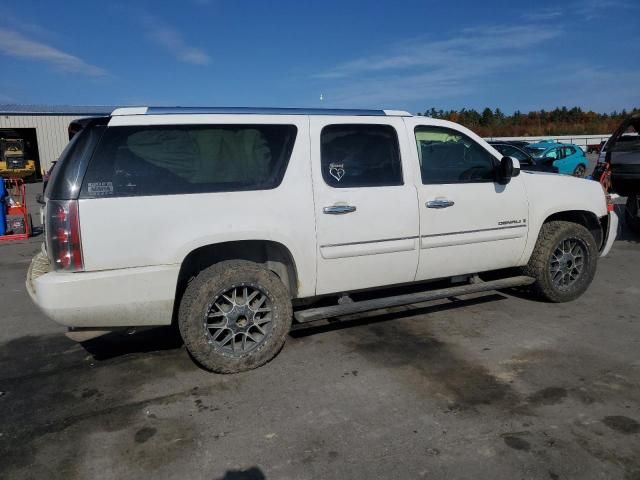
[0,0,638,113]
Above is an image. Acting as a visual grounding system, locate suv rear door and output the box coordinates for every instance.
[309,116,420,295]
[405,118,529,281]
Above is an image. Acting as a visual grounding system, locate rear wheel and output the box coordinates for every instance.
[523,221,598,302]
[179,260,292,373]
[625,195,640,233]
[573,164,586,178]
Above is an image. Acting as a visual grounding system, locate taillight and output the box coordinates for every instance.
[46,200,84,271]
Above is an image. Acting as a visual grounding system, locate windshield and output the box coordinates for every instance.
[524,147,547,158]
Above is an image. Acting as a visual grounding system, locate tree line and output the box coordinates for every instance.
[420,106,640,137]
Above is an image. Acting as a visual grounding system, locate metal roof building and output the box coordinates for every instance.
[0,104,115,175]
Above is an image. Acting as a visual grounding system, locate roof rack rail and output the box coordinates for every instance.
[111,107,412,117]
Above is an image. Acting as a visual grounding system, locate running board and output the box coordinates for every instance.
[294,275,535,324]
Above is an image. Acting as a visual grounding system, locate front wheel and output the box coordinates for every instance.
[179,260,292,373]
[523,221,598,302]
[573,164,586,178]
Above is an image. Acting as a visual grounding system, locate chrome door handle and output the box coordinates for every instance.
[426,199,455,209]
[323,205,357,215]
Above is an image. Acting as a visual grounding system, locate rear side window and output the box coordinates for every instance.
[80,124,297,197]
[320,124,403,188]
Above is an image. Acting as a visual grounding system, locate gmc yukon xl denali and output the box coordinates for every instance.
[27,107,618,373]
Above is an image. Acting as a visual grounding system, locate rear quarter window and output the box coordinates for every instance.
[80,124,297,198]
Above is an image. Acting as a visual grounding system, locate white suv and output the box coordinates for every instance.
[27,107,618,373]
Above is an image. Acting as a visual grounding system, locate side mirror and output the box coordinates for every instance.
[497,156,514,184]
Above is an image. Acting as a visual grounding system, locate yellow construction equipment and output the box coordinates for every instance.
[0,130,36,180]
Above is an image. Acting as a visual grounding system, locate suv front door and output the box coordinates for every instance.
[406,120,529,281]
[310,117,420,295]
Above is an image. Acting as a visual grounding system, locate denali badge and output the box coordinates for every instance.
[498,219,525,226]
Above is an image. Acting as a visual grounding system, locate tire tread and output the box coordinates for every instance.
[179,260,292,373]
[522,221,597,302]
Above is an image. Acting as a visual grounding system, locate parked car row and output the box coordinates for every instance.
[489,139,588,177]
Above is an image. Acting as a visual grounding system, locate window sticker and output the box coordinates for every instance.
[329,162,345,182]
[87,181,114,196]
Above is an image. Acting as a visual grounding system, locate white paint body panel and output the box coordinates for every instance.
[31,265,178,327]
[405,118,529,280]
[80,115,317,298]
[517,171,609,263]
[309,116,419,294]
[29,112,616,329]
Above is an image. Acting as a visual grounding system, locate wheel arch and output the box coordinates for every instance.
[542,210,603,248]
[173,240,300,323]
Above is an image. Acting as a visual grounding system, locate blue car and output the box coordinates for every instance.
[524,141,588,177]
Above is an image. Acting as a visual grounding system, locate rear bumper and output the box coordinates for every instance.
[27,253,179,328]
[600,211,618,257]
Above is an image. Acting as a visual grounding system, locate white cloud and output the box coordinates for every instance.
[313,24,560,107]
[315,25,559,80]
[575,0,639,20]
[142,14,211,66]
[521,8,563,21]
[0,29,106,76]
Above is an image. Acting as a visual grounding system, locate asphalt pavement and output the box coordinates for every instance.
[1,177,639,480]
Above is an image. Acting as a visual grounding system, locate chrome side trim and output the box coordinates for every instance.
[320,237,418,259]
[320,235,419,248]
[422,224,526,238]
[420,225,526,250]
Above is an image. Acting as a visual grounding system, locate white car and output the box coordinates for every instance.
[27,107,618,373]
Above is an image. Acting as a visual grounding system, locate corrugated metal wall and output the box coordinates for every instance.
[0,114,83,173]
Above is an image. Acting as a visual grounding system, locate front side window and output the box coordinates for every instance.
[415,126,496,184]
[81,124,297,197]
[545,148,559,160]
[320,124,403,188]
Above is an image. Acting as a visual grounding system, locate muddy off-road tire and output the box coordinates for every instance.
[522,221,598,303]
[179,260,292,373]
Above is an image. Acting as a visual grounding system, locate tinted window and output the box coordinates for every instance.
[81,124,297,197]
[612,121,640,153]
[508,147,531,163]
[496,144,529,163]
[415,126,496,184]
[320,124,402,188]
[47,122,107,200]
